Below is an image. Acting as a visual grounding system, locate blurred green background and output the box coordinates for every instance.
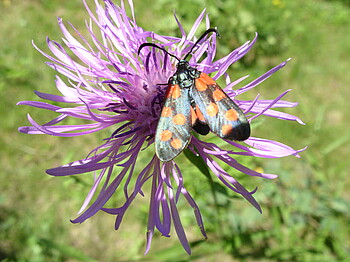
[1,0,349,261]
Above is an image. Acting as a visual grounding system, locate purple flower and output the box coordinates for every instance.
[18,0,305,255]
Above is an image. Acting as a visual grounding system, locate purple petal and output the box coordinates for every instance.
[168,187,191,254]
[235,58,291,95]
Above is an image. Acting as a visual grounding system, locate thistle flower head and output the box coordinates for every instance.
[18,0,305,254]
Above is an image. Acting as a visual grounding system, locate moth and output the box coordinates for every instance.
[138,28,250,161]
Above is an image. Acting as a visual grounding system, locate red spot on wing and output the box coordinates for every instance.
[195,78,208,91]
[213,88,226,101]
[199,72,216,85]
[225,109,239,121]
[206,102,219,117]
[161,107,172,117]
[172,84,181,99]
[195,73,217,92]
[160,130,172,141]
[171,138,182,149]
[196,105,205,122]
[173,113,187,125]
[222,124,233,136]
[165,84,181,99]
[165,85,172,99]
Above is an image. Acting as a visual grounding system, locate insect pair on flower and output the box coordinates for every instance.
[138,28,250,162]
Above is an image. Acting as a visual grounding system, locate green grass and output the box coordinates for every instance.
[1,0,349,261]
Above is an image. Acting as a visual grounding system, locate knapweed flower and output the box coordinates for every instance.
[18,0,305,255]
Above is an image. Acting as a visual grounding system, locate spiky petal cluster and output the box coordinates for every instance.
[18,0,305,254]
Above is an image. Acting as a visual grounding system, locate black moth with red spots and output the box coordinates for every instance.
[138,28,250,162]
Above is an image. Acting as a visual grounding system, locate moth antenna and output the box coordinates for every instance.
[183,28,220,60]
[138,43,180,61]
